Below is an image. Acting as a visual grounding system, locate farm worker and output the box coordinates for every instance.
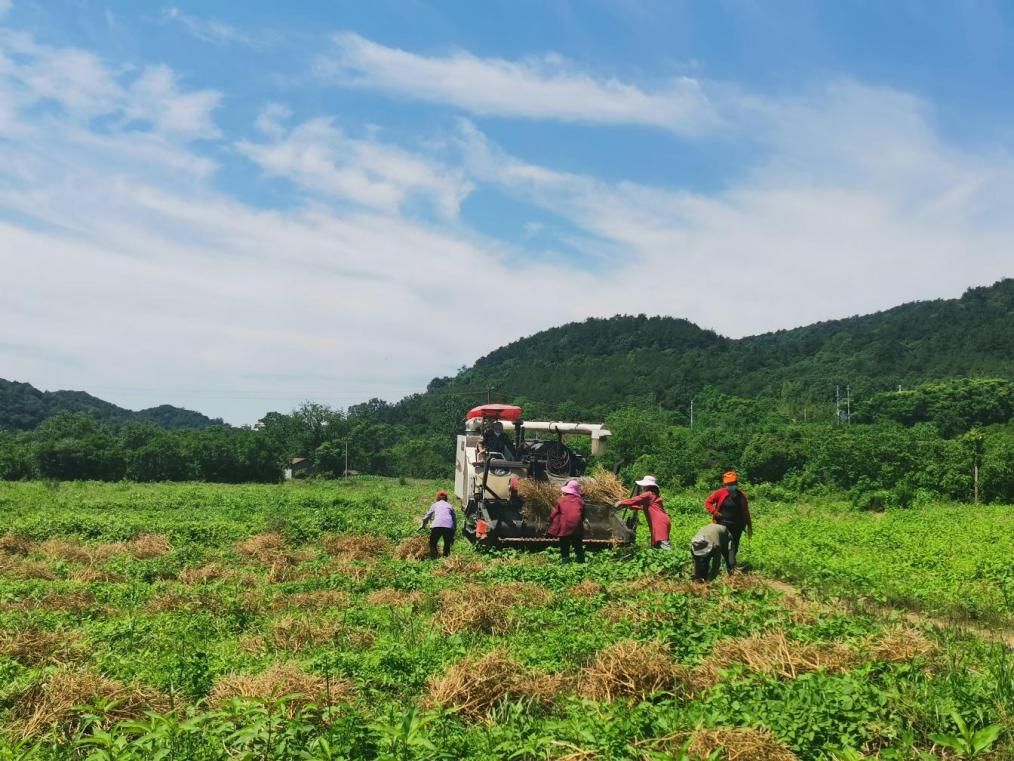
[548,479,586,564]
[420,490,456,559]
[704,471,752,570]
[616,475,672,550]
[690,523,731,581]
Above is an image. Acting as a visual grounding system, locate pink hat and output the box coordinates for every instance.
[561,479,582,496]
[635,475,658,488]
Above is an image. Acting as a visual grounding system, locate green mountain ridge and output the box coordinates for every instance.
[0,379,223,432]
[2,278,1012,434]
[419,278,1014,420]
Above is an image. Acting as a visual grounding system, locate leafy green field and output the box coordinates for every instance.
[0,480,1010,760]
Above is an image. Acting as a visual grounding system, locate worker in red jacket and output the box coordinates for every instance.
[704,471,752,571]
[548,479,586,564]
[616,475,672,550]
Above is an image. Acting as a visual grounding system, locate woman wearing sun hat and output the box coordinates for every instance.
[616,475,672,550]
[548,479,586,564]
[704,471,752,571]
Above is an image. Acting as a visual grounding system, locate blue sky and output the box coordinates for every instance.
[1,1,1012,424]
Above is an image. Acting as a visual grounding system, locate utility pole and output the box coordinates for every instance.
[344,440,349,478]
[689,398,694,429]
[486,385,493,404]
[846,385,851,424]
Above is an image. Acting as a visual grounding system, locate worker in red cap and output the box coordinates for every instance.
[704,471,752,571]
[616,475,672,550]
[420,490,456,559]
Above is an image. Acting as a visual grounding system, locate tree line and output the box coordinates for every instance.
[0,377,1011,504]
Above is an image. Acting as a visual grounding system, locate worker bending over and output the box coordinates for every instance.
[617,475,672,550]
[704,471,752,570]
[420,490,456,559]
[548,479,586,564]
[690,523,731,581]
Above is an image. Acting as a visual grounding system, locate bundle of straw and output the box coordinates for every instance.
[581,467,628,505]
[516,479,557,521]
[516,468,629,523]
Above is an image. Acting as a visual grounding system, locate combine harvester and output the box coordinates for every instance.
[454,404,635,549]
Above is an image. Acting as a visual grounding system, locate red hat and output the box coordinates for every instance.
[722,471,738,485]
[436,490,448,500]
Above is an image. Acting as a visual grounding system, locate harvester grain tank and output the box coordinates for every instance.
[454,404,635,549]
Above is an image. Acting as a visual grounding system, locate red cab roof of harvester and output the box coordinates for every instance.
[465,404,523,421]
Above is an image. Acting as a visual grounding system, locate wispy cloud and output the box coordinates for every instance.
[0,1,12,18]
[161,7,270,47]
[237,115,472,218]
[317,32,721,135]
[453,80,1014,335]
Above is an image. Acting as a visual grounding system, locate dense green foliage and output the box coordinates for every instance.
[0,380,221,432]
[422,278,1014,418]
[2,280,1012,495]
[0,481,1010,759]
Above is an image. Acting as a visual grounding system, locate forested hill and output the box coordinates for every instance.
[0,379,223,432]
[392,278,1014,424]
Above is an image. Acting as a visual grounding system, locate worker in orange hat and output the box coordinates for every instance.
[704,471,752,571]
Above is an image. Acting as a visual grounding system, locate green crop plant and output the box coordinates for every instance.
[0,480,1010,759]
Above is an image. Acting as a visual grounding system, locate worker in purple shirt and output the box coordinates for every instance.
[420,490,457,559]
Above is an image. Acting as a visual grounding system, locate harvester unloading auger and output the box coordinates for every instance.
[454,404,636,549]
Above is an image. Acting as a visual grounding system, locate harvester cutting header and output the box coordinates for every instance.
[454,404,635,548]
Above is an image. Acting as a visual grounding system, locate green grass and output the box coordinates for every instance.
[0,479,1010,760]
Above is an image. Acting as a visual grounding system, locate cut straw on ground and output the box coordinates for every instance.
[209,663,355,715]
[425,651,566,721]
[580,640,691,702]
[10,667,169,738]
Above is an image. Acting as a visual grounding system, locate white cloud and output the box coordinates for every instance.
[126,65,221,139]
[237,117,472,218]
[0,30,221,143]
[317,32,721,135]
[255,102,291,137]
[0,0,11,17]
[453,82,1014,336]
[1,29,1012,426]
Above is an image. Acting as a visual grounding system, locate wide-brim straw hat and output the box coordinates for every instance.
[635,475,658,488]
[561,479,583,496]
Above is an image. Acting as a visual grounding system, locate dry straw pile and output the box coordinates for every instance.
[432,555,486,576]
[209,663,355,715]
[0,556,55,581]
[394,535,430,560]
[688,727,799,761]
[425,651,566,721]
[178,563,228,585]
[580,640,690,702]
[274,589,349,611]
[0,532,33,556]
[267,617,375,652]
[0,627,78,666]
[696,630,856,684]
[322,534,391,561]
[434,582,552,634]
[694,626,937,688]
[37,534,173,565]
[366,588,424,607]
[11,667,169,738]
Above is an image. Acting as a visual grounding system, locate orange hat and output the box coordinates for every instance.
[722,471,738,485]
[436,490,448,500]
